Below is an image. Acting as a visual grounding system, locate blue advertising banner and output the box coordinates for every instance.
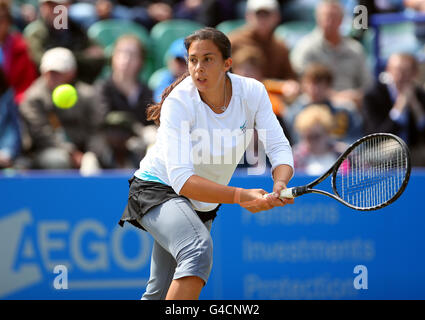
[0,169,424,300]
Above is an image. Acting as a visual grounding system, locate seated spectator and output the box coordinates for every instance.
[132,1,173,30]
[95,111,147,169]
[363,52,425,166]
[96,35,156,162]
[96,35,154,126]
[0,1,37,104]
[173,0,203,21]
[284,63,364,145]
[191,0,241,27]
[228,0,298,82]
[24,0,105,83]
[69,0,114,30]
[10,0,38,31]
[152,38,188,103]
[18,47,107,170]
[69,0,146,30]
[291,0,373,108]
[0,69,21,169]
[292,104,347,175]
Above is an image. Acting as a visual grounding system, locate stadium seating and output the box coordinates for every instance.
[274,20,316,50]
[150,19,204,69]
[215,19,245,35]
[147,67,169,91]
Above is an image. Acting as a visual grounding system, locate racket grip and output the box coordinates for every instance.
[279,187,294,199]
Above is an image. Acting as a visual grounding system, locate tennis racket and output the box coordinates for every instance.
[280,133,411,211]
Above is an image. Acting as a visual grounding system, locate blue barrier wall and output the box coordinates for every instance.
[1,169,424,300]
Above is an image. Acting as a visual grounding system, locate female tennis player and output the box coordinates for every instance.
[118,27,294,300]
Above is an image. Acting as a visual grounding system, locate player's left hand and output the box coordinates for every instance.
[266,180,294,207]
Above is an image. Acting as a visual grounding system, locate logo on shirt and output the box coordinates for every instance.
[240,120,247,134]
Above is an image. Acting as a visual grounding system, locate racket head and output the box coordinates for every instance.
[331,133,411,211]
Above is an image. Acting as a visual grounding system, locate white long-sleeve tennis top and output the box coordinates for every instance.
[134,73,293,211]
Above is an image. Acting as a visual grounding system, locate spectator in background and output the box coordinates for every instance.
[363,53,425,166]
[195,0,241,27]
[292,104,346,175]
[96,111,146,169]
[96,35,154,126]
[7,0,38,31]
[24,0,105,83]
[0,68,21,169]
[231,45,265,81]
[0,1,37,105]
[68,0,115,30]
[291,0,373,108]
[69,1,174,31]
[19,47,106,170]
[284,63,364,145]
[96,35,156,167]
[132,1,174,30]
[152,37,188,102]
[228,0,298,81]
[173,0,203,21]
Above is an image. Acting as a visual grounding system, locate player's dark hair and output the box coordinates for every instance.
[146,27,231,125]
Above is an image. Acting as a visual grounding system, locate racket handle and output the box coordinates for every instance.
[279,187,295,199]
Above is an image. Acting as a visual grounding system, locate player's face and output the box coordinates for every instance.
[187,40,232,94]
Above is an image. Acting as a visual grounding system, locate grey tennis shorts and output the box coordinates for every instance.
[137,197,213,300]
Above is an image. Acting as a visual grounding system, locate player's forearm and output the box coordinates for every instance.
[272,164,294,186]
[179,175,238,204]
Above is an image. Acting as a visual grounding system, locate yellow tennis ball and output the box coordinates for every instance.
[52,84,78,109]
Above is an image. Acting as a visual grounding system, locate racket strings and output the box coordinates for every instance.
[334,136,408,209]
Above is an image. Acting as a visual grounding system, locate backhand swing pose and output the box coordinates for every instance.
[118,28,294,300]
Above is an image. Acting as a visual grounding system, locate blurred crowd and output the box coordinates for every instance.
[1,0,425,175]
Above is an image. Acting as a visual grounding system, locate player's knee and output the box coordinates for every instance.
[176,233,213,280]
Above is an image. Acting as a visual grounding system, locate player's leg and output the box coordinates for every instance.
[138,198,213,300]
[166,218,213,300]
[165,276,204,300]
[141,240,176,300]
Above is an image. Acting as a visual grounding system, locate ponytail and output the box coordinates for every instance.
[146,71,190,125]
